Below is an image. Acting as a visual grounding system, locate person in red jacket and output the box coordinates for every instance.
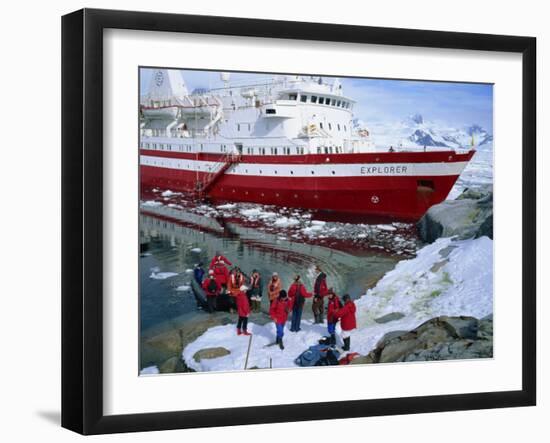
[333,294,357,351]
[212,260,230,291]
[312,268,329,324]
[326,289,342,346]
[209,252,232,269]
[288,275,312,332]
[236,285,251,336]
[269,290,293,350]
[201,270,220,313]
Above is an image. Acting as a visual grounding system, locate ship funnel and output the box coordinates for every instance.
[141,69,189,106]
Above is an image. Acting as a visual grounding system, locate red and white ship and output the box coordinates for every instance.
[140,69,475,221]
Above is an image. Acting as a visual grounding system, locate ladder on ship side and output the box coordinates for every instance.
[194,153,241,199]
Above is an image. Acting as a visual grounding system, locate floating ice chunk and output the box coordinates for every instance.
[140,366,159,375]
[273,217,300,227]
[311,220,326,226]
[142,200,163,208]
[150,271,178,280]
[176,285,191,291]
[190,248,202,253]
[161,190,181,197]
[357,233,368,239]
[216,203,237,210]
[185,269,194,274]
[240,208,263,217]
[376,224,397,231]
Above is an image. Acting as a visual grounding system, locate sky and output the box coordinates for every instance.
[140,68,493,133]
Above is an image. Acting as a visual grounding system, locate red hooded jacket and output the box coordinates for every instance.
[327,296,342,323]
[202,277,220,297]
[212,262,229,287]
[314,273,329,298]
[288,282,312,307]
[334,300,357,331]
[236,291,250,317]
[269,297,294,324]
[209,255,232,269]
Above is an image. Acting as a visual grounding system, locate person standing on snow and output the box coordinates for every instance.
[267,272,282,306]
[201,270,220,313]
[248,269,263,313]
[288,275,312,332]
[326,289,342,346]
[236,285,252,336]
[333,294,357,351]
[269,290,293,350]
[312,268,329,324]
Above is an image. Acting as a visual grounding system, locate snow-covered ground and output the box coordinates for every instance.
[182,236,493,371]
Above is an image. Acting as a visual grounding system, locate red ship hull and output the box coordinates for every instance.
[140,149,475,221]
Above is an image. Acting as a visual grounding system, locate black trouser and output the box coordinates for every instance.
[207,296,216,313]
[237,316,248,331]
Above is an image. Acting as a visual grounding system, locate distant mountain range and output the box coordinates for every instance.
[357,114,493,150]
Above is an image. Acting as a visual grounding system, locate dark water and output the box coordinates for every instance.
[139,194,421,333]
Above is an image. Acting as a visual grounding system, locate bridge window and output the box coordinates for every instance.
[319,122,323,129]
[337,124,341,131]
[311,95,318,103]
[289,93,297,100]
[337,100,342,107]
[237,124,240,131]
[300,95,307,103]
[317,147,321,154]
[318,97,325,104]
[328,123,332,130]
[331,99,336,106]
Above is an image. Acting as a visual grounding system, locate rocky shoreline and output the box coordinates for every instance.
[417,184,493,243]
[351,314,493,364]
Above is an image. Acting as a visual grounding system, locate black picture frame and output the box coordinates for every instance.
[61,8,537,435]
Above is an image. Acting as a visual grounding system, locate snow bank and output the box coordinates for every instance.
[182,236,493,371]
[183,320,329,372]
[140,366,159,375]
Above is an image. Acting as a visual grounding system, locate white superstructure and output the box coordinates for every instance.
[140,69,374,155]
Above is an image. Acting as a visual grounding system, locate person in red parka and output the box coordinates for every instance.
[209,252,232,269]
[212,260,230,291]
[269,290,293,350]
[201,270,220,313]
[326,289,342,346]
[236,285,251,336]
[312,268,329,324]
[288,275,312,332]
[333,294,357,351]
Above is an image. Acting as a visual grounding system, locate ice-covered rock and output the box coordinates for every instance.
[417,185,493,243]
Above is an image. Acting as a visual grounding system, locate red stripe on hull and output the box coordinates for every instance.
[140,165,460,220]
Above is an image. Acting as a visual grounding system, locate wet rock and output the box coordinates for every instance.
[159,357,179,373]
[374,312,405,324]
[362,315,492,363]
[417,185,493,243]
[193,347,231,362]
[350,354,376,365]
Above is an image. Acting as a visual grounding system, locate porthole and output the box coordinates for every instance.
[290,171,294,175]
[311,171,315,175]
[332,171,335,175]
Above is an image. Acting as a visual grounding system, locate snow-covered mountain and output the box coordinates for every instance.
[363,114,493,198]
[367,114,493,151]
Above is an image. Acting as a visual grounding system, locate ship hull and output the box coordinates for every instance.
[140,150,475,221]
